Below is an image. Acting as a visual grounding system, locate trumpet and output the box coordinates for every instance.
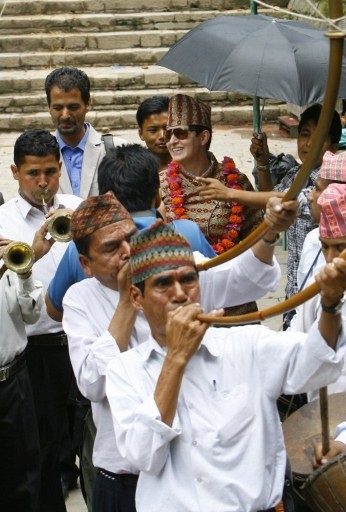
[47,211,72,243]
[3,241,35,275]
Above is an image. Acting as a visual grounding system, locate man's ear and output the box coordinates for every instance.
[129,284,144,311]
[138,127,144,141]
[79,254,93,278]
[11,164,19,180]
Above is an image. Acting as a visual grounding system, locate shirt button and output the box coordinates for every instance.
[188,403,194,409]
[196,477,202,483]
[192,440,198,446]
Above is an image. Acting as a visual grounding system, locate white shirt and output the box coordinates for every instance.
[335,422,346,445]
[0,193,81,335]
[63,249,280,472]
[0,271,43,366]
[296,228,325,290]
[290,289,346,401]
[106,324,346,512]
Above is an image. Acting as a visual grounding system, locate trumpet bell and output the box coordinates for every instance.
[3,241,35,275]
[48,212,72,243]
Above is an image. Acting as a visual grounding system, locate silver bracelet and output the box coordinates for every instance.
[261,233,280,246]
[257,164,270,171]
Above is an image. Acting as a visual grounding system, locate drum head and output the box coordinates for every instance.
[283,392,346,476]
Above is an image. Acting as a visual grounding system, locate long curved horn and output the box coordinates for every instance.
[197,249,346,325]
[198,1,345,272]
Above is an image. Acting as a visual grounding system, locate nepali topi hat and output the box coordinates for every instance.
[319,150,346,182]
[71,191,135,241]
[167,94,211,130]
[130,219,195,284]
[318,183,346,239]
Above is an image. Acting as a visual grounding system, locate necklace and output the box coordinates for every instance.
[166,156,245,254]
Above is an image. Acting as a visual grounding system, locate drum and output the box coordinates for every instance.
[300,454,346,511]
[282,392,346,495]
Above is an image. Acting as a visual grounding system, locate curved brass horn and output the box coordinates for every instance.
[3,241,35,275]
[198,0,345,272]
[48,211,72,243]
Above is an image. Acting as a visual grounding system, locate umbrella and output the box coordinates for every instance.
[158,14,346,107]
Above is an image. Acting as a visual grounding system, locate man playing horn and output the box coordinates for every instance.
[106,219,346,512]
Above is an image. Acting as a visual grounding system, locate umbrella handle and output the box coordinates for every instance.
[197,249,346,325]
[198,3,345,273]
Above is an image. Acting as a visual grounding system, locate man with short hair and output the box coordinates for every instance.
[0,129,81,512]
[106,219,346,512]
[45,66,126,198]
[136,96,171,172]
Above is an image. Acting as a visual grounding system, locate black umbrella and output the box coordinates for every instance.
[158,14,346,107]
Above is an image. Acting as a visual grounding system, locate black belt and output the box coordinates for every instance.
[27,331,68,347]
[0,351,26,382]
[98,468,138,486]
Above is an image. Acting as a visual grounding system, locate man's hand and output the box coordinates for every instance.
[0,237,12,260]
[166,303,223,365]
[32,218,55,261]
[264,196,298,234]
[117,261,134,303]
[196,177,232,202]
[312,440,346,469]
[315,255,346,306]
[250,132,270,164]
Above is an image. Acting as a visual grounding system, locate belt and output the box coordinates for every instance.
[27,331,68,347]
[98,468,138,486]
[0,351,26,382]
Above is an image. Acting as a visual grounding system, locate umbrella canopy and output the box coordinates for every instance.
[158,14,346,106]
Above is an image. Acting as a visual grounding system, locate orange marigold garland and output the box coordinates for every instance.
[166,157,245,254]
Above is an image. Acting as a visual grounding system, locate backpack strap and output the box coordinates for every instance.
[101,133,115,156]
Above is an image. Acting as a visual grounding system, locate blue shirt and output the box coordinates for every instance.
[48,211,215,312]
[56,123,90,196]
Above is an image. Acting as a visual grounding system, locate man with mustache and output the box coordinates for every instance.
[45,66,126,199]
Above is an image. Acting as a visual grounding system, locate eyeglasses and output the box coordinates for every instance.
[164,127,190,143]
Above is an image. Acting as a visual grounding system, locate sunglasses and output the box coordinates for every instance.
[164,127,190,143]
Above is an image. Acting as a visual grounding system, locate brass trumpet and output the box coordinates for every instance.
[47,211,72,243]
[3,241,35,275]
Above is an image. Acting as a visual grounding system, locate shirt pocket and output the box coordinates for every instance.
[215,383,255,445]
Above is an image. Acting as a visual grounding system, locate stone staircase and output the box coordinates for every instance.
[0,0,290,132]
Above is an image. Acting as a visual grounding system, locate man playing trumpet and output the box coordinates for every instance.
[0,129,81,512]
[0,219,58,512]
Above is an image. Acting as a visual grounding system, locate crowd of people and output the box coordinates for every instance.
[0,66,346,512]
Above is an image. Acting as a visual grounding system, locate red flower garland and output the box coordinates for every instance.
[166,156,245,254]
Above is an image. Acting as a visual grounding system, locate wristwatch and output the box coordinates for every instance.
[320,296,345,315]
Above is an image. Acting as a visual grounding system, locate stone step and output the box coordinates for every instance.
[0,29,188,53]
[0,86,263,114]
[0,104,285,131]
[0,47,179,69]
[0,0,289,16]
[0,8,286,35]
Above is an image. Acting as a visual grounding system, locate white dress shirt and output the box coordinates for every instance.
[296,228,325,290]
[63,249,280,473]
[290,289,346,401]
[0,193,81,335]
[0,271,43,365]
[106,324,346,512]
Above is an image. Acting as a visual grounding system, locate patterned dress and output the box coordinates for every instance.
[160,152,264,316]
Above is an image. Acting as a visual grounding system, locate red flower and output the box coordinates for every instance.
[172,197,183,206]
[228,229,239,239]
[169,182,180,191]
[221,238,235,249]
[229,214,242,224]
[231,205,244,214]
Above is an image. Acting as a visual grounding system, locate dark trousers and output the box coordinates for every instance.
[26,344,73,512]
[92,469,138,512]
[0,364,40,512]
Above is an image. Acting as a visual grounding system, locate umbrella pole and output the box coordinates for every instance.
[250,1,261,134]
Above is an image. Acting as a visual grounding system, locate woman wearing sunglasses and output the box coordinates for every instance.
[159,93,263,316]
